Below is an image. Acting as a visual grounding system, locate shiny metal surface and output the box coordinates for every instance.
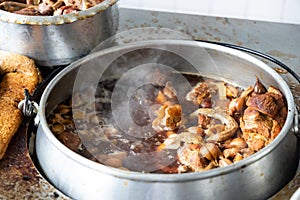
[36,40,299,200]
[0,0,119,66]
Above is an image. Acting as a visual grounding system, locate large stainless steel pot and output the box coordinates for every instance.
[36,40,300,200]
[0,0,118,66]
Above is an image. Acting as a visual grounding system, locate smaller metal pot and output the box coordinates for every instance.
[0,0,119,66]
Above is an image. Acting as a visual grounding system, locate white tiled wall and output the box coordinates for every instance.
[119,0,300,24]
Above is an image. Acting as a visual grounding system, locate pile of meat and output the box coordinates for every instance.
[159,78,287,172]
[0,0,104,15]
[47,74,287,174]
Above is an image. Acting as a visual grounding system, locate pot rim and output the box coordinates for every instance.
[0,0,117,25]
[38,39,296,182]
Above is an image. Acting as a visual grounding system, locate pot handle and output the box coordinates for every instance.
[18,65,65,125]
[293,106,300,137]
[18,89,39,118]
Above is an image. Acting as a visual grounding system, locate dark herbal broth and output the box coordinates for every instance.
[47,72,287,173]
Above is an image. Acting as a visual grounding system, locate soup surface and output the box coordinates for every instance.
[47,72,287,173]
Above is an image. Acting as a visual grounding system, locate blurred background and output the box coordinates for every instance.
[119,0,300,24]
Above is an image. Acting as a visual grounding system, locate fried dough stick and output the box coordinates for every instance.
[0,50,40,159]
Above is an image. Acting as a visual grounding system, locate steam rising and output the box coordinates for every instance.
[71,27,221,172]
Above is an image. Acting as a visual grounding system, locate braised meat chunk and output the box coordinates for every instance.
[246,94,278,118]
[239,79,287,152]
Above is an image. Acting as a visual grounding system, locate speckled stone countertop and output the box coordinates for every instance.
[0,119,67,199]
[0,7,299,199]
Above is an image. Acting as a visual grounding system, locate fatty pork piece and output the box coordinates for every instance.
[185,82,211,106]
[152,82,182,131]
[240,86,286,151]
[161,132,222,172]
[152,104,182,132]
